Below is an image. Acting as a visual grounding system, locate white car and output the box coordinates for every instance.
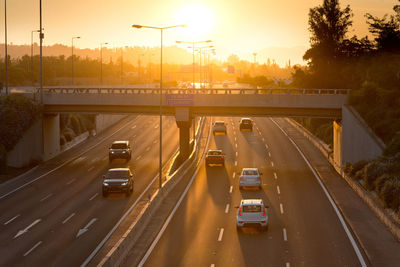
[236,199,268,231]
[213,121,227,135]
[239,168,262,190]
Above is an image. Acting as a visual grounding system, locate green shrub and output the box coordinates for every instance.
[363,161,388,191]
[379,176,400,211]
[63,128,75,142]
[70,114,82,135]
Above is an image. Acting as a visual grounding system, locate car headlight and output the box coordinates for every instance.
[121,182,128,186]
[103,182,109,186]
[110,151,115,154]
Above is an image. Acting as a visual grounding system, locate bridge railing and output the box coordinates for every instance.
[35,87,351,95]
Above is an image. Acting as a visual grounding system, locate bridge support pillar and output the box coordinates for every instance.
[42,113,60,161]
[175,108,191,161]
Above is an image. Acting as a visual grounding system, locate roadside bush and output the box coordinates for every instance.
[351,160,369,176]
[60,135,66,146]
[385,132,400,157]
[70,114,82,135]
[363,160,388,191]
[379,176,400,211]
[62,128,75,142]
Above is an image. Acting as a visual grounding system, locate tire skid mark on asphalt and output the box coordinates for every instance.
[23,241,42,257]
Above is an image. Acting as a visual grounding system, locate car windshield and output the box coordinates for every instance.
[215,122,225,126]
[111,143,127,149]
[243,205,262,212]
[208,151,221,155]
[243,170,258,175]
[106,170,130,179]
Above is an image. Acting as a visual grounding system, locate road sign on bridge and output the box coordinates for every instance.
[166,94,194,106]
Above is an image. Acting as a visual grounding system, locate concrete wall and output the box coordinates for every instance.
[333,120,342,169]
[95,114,127,133]
[7,120,43,168]
[42,114,60,161]
[341,105,385,166]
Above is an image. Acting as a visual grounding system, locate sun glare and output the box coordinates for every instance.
[175,4,215,40]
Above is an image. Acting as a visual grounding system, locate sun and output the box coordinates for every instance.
[175,4,215,40]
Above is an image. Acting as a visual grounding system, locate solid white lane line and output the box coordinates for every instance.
[271,161,274,167]
[232,172,236,179]
[0,116,141,200]
[62,213,75,224]
[4,214,20,225]
[277,186,281,195]
[131,125,136,129]
[218,228,224,241]
[234,161,238,166]
[136,155,142,160]
[14,219,42,239]
[225,204,230,214]
[271,118,367,267]
[268,152,271,157]
[274,172,277,179]
[280,203,284,214]
[87,166,95,172]
[23,241,42,257]
[235,151,238,157]
[40,193,53,202]
[89,193,98,201]
[66,178,76,185]
[229,186,233,194]
[283,228,287,241]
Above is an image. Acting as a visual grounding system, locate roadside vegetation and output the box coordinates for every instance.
[60,114,95,147]
[294,0,400,215]
[0,94,42,172]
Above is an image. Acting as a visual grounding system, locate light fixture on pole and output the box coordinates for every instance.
[71,36,81,86]
[100,42,108,85]
[4,0,7,94]
[176,40,211,90]
[132,23,186,189]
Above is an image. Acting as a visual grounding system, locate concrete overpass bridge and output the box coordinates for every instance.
[27,87,382,170]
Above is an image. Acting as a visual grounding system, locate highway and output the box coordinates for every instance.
[0,115,179,266]
[142,117,363,267]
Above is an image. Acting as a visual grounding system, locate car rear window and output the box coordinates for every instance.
[243,170,258,175]
[215,122,225,126]
[208,151,221,155]
[242,120,251,124]
[111,143,128,149]
[243,205,262,212]
[106,170,130,179]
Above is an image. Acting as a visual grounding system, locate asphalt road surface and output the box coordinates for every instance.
[143,117,362,267]
[0,115,179,266]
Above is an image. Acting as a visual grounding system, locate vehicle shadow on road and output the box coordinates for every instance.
[205,165,231,207]
[213,134,234,163]
[240,130,266,158]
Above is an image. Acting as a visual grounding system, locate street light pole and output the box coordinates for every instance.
[100,42,108,85]
[71,36,80,86]
[132,24,186,189]
[31,30,40,86]
[39,0,43,103]
[4,0,8,94]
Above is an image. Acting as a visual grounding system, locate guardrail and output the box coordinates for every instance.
[34,87,351,95]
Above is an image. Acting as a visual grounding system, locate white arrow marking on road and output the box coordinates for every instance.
[14,219,42,239]
[76,218,97,238]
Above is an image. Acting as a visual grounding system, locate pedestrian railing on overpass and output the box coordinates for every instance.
[34,87,351,95]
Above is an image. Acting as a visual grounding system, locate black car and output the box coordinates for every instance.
[102,168,134,197]
[240,118,253,131]
[109,141,131,162]
[205,149,225,166]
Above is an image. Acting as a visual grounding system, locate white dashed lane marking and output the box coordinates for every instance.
[280,203,284,214]
[232,173,236,179]
[40,193,53,202]
[277,186,281,195]
[271,161,274,167]
[23,241,42,257]
[66,178,76,185]
[283,228,288,241]
[274,172,277,179]
[62,213,75,224]
[87,166,95,172]
[4,214,20,225]
[229,186,233,193]
[89,193,98,201]
[225,204,230,213]
[218,228,224,241]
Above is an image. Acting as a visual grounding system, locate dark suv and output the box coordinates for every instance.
[205,149,225,166]
[239,118,253,131]
[102,168,134,197]
[109,141,131,163]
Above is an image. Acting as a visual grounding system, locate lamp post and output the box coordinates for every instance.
[4,0,7,94]
[31,30,40,86]
[176,40,211,90]
[39,0,44,103]
[71,36,81,86]
[132,24,186,189]
[100,42,108,85]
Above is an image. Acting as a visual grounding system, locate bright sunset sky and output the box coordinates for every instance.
[0,0,397,65]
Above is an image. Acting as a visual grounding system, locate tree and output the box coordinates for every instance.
[304,0,353,71]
